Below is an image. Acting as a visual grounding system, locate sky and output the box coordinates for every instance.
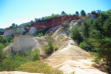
[0,0,111,28]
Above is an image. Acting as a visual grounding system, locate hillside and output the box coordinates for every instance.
[43,25,106,74]
[1,19,107,74]
[1,10,111,74]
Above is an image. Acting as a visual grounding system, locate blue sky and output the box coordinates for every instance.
[0,0,111,28]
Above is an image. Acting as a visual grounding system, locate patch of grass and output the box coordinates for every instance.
[0,48,41,71]
[16,61,63,74]
[31,49,40,61]
[0,54,30,71]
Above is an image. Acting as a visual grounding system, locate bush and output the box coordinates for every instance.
[17,49,40,61]
[44,39,54,55]
[44,38,59,55]
[0,36,13,46]
[31,49,40,61]
[16,61,63,74]
[0,43,5,62]
[70,26,83,44]
[79,40,93,51]
[0,48,41,71]
[37,33,44,37]
[62,22,69,29]
[90,38,111,73]
[0,54,29,71]
[53,45,59,51]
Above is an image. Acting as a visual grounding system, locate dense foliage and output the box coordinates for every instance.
[0,29,4,35]
[80,10,86,16]
[0,48,40,71]
[0,54,30,71]
[0,36,13,62]
[70,10,111,73]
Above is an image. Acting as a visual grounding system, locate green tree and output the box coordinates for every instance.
[70,26,83,44]
[80,10,86,16]
[103,16,111,37]
[75,11,79,16]
[61,11,67,15]
[90,38,111,73]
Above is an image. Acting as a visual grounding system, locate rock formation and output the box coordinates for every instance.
[3,20,106,74]
[34,15,79,29]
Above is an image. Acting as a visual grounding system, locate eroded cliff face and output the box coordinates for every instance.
[3,35,47,57]
[3,20,77,58]
[34,15,79,29]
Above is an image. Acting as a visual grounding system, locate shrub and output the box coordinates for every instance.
[90,38,111,73]
[44,39,54,55]
[0,43,5,62]
[0,54,29,71]
[18,49,40,61]
[44,38,59,55]
[31,49,40,61]
[70,26,83,44]
[0,48,40,71]
[79,40,93,51]
[16,61,63,74]
[61,22,69,29]
[37,33,44,37]
[53,45,59,51]
[0,36,13,46]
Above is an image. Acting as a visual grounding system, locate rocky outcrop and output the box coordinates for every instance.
[34,15,79,29]
[3,28,15,38]
[4,35,47,57]
[3,20,106,74]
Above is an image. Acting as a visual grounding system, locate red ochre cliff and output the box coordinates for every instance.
[34,15,79,29]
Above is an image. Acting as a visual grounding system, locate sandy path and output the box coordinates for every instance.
[44,45,107,74]
[0,71,41,74]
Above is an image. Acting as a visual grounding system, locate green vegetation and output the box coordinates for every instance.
[0,28,4,35]
[31,49,40,61]
[0,49,40,71]
[0,36,13,62]
[37,33,44,37]
[75,11,79,16]
[80,10,86,16]
[0,38,41,71]
[37,29,45,37]
[0,36,13,46]
[70,10,111,73]
[0,36,61,73]
[0,43,5,62]
[44,37,59,55]
[0,35,61,73]
[70,26,83,44]
[44,39,54,55]
[0,54,30,71]
[61,22,69,29]
[16,61,63,74]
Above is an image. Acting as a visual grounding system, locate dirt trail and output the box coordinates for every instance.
[44,44,106,74]
[0,71,41,74]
